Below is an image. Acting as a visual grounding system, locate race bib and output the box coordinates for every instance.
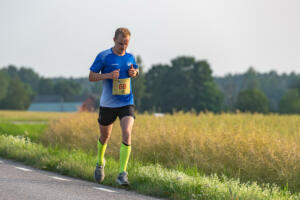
[112,78,130,95]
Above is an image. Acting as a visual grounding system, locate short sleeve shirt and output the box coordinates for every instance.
[89,48,138,108]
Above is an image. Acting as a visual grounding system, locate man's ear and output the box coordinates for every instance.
[113,37,116,42]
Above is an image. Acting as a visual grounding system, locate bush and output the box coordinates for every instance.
[235,89,269,113]
[279,89,300,114]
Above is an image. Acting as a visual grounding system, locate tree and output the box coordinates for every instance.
[132,55,146,111]
[258,70,285,112]
[278,76,300,114]
[241,67,259,90]
[5,65,18,78]
[38,77,55,95]
[142,56,223,113]
[279,90,300,114]
[53,79,82,101]
[142,64,169,112]
[289,77,300,93]
[18,67,40,93]
[235,88,269,113]
[0,77,32,110]
[0,71,10,101]
[188,59,223,112]
[215,69,298,112]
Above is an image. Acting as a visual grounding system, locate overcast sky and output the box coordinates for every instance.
[1,0,300,78]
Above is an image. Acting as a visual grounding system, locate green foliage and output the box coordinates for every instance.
[235,88,269,113]
[132,55,146,111]
[72,77,102,95]
[289,77,300,93]
[18,67,40,92]
[142,64,169,112]
[5,65,19,78]
[1,65,39,94]
[38,77,55,95]
[0,77,33,110]
[0,71,10,101]
[279,89,300,114]
[215,68,297,112]
[142,56,223,113]
[0,66,36,110]
[257,70,287,112]
[241,67,259,90]
[53,79,82,101]
[2,60,300,114]
[0,65,85,110]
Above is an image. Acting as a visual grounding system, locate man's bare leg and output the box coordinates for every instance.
[99,124,113,144]
[120,116,134,145]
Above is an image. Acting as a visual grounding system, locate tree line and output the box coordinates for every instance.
[215,67,300,114]
[1,56,300,114]
[0,66,83,109]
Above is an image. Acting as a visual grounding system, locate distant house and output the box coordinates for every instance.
[28,95,99,112]
[79,96,98,112]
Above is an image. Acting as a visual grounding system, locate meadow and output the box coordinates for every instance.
[1,110,300,199]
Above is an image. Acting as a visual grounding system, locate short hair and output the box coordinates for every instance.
[114,27,131,38]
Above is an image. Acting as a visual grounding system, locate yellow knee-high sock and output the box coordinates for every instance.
[97,140,107,165]
[119,143,131,173]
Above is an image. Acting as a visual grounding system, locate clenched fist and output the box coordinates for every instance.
[128,64,138,78]
[110,69,120,80]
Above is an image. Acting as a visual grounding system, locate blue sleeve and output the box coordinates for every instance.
[89,54,104,73]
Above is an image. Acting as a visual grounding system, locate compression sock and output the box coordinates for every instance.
[119,142,131,173]
[97,139,107,165]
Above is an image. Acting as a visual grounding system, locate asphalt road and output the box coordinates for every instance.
[0,158,161,200]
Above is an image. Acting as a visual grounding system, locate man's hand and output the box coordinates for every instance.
[128,64,138,78]
[110,69,120,80]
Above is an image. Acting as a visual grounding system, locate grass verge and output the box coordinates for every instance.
[0,122,47,142]
[41,112,300,192]
[1,134,299,200]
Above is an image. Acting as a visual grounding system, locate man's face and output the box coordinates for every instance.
[113,35,130,55]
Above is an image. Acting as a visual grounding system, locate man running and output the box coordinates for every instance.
[88,27,139,186]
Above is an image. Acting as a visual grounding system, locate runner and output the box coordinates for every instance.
[88,27,139,186]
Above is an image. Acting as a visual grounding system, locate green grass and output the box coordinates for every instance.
[1,118,300,199]
[1,134,300,200]
[0,122,47,142]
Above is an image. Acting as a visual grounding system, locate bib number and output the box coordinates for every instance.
[112,78,130,95]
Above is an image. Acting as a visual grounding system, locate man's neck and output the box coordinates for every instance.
[112,47,125,56]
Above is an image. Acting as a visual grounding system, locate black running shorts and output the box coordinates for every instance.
[98,105,135,126]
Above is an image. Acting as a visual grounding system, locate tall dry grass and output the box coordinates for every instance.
[0,110,71,121]
[41,112,300,191]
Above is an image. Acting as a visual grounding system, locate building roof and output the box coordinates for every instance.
[33,94,99,103]
[28,102,82,112]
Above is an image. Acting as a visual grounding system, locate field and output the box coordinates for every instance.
[1,110,300,199]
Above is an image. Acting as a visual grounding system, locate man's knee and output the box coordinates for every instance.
[99,124,112,143]
[122,129,131,136]
[120,116,134,127]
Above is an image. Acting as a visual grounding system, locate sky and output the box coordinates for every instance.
[0,0,300,78]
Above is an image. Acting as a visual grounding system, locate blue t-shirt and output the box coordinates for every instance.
[89,48,138,108]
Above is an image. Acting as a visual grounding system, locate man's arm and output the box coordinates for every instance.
[89,70,120,82]
[128,65,139,78]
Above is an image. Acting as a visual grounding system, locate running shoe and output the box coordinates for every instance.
[94,159,105,183]
[116,171,129,186]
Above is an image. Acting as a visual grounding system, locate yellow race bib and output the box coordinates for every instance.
[112,78,130,95]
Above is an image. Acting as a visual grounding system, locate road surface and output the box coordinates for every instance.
[0,158,161,200]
